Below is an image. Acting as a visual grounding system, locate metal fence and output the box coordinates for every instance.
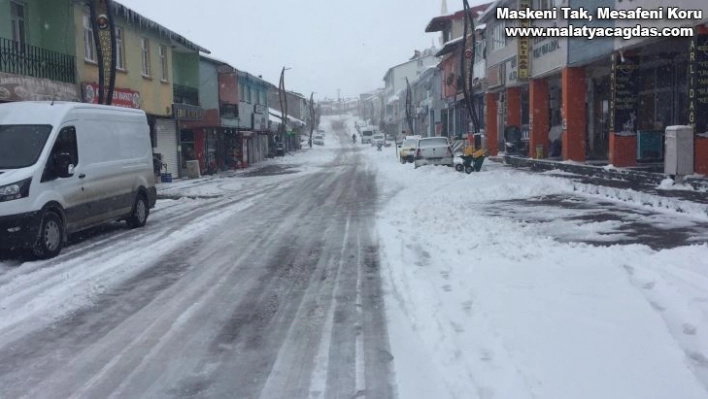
[0,37,76,83]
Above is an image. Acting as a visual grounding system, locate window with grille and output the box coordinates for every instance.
[83,15,96,62]
[141,38,151,77]
[159,45,168,82]
[10,1,26,46]
[115,27,125,70]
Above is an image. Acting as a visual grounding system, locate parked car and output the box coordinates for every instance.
[373,133,385,147]
[413,137,454,169]
[0,101,157,259]
[398,137,420,163]
[313,135,325,146]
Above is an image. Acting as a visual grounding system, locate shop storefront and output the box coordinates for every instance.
[528,31,570,160]
[173,103,205,177]
[0,73,80,104]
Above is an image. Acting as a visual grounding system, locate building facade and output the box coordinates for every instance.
[73,1,209,178]
[0,0,80,104]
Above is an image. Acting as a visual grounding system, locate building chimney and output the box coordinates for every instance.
[441,0,448,15]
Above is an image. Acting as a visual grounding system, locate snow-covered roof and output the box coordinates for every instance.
[113,1,210,54]
[436,36,465,57]
[387,95,400,105]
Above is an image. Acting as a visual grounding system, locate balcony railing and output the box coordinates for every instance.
[173,84,199,106]
[0,37,76,84]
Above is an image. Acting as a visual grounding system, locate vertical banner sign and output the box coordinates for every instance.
[89,0,117,105]
[689,33,708,135]
[517,0,530,80]
[610,52,639,136]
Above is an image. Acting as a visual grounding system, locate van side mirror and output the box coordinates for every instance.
[54,153,74,178]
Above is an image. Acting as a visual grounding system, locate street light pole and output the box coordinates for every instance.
[88,0,117,105]
[278,67,291,154]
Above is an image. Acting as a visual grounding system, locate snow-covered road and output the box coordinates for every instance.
[1,114,708,398]
[0,121,393,398]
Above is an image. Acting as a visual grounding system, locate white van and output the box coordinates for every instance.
[361,129,376,144]
[0,101,157,258]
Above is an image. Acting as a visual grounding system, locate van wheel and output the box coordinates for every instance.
[400,157,406,164]
[127,194,149,228]
[32,211,64,259]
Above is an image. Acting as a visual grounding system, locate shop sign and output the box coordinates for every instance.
[689,33,708,136]
[487,63,505,88]
[533,38,561,59]
[517,0,531,80]
[84,82,140,108]
[254,104,267,115]
[610,52,639,136]
[0,73,80,102]
[173,103,205,121]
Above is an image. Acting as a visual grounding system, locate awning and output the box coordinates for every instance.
[268,108,305,128]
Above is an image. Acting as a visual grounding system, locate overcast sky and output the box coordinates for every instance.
[115,0,487,100]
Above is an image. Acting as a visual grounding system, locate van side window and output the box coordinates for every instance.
[53,127,78,166]
[42,127,78,181]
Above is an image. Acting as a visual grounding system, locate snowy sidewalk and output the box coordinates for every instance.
[353,120,708,399]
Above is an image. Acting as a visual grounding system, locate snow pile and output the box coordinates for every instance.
[363,144,708,398]
[658,178,697,191]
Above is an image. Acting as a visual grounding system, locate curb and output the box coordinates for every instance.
[502,155,708,190]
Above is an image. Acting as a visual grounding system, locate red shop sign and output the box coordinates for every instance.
[83,83,141,109]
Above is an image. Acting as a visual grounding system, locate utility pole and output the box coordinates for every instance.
[278,67,291,154]
[308,92,315,148]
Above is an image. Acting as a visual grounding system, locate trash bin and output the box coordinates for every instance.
[186,160,201,179]
[535,144,544,159]
[664,125,694,177]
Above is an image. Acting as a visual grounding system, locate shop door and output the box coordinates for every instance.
[590,77,610,160]
[155,118,178,177]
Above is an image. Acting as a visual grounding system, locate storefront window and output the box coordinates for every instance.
[180,129,195,169]
[638,57,688,131]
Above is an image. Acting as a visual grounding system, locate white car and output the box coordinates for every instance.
[413,137,454,169]
[313,135,325,146]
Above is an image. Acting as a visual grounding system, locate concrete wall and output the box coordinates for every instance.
[199,59,219,111]
[567,0,614,66]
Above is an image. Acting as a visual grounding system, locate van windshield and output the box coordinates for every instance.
[0,125,52,169]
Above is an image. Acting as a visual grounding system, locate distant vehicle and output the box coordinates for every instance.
[398,138,419,163]
[414,137,454,169]
[361,129,376,144]
[372,133,385,146]
[313,135,325,146]
[0,101,157,259]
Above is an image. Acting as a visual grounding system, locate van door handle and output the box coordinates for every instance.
[79,173,86,179]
